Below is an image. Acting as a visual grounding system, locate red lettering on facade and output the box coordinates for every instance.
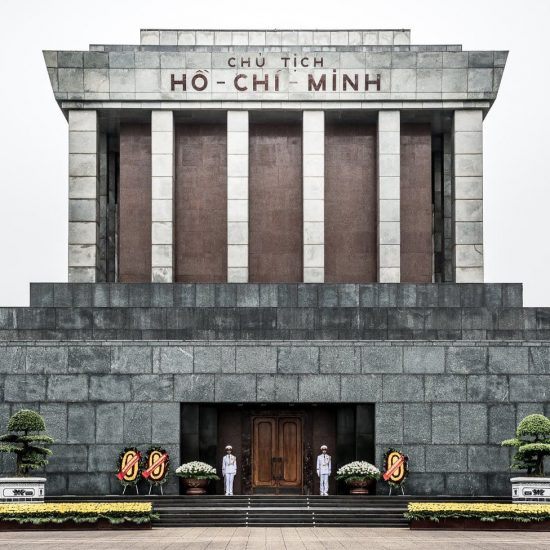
[234,74,247,91]
[171,74,186,91]
[365,74,381,91]
[253,74,269,91]
[343,74,358,91]
[308,74,326,91]
[191,73,208,91]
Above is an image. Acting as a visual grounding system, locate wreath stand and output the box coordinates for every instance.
[148,483,164,495]
[388,484,405,496]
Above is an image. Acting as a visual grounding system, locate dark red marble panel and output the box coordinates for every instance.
[400,124,433,283]
[325,123,377,282]
[175,124,227,282]
[249,123,302,282]
[118,123,152,282]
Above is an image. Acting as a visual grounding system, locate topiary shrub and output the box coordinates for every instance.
[0,410,54,477]
[502,414,550,476]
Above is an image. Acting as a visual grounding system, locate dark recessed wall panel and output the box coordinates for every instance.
[175,124,227,282]
[325,123,377,282]
[400,124,433,283]
[118,123,152,282]
[249,123,302,282]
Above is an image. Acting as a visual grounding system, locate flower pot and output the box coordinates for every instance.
[511,477,550,503]
[183,478,209,495]
[0,477,46,502]
[347,479,372,495]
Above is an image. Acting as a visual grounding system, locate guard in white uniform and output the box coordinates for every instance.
[222,445,237,496]
[316,444,331,496]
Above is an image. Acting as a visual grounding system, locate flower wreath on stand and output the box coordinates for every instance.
[142,446,170,495]
[382,448,409,494]
[116,446,142,494]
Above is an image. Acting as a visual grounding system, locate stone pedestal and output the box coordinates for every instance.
[0,478,46,502]
[511,477,550,503]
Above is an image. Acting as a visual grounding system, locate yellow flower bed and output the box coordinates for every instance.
[406,502,550,523]
[408,502,550,514]
[0,502,152,515]
[0,501,156,525]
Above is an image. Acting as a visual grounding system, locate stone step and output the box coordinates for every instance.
[47,495,510,501]
[46,491,511,530]
[153,522,409,529]
[30,282,524,309]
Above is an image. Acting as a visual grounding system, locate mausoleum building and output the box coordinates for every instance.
[1,28,548,496]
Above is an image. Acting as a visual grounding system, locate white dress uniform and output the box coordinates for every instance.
[222,449,237,496]
[316,448,331,496]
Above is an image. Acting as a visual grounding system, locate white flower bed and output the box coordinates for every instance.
[336,461,380,480]
[175,461,218,478]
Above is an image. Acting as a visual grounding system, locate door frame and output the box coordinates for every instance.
[251,411,304,494]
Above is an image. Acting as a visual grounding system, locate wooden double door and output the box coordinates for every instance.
[252,415,303,493]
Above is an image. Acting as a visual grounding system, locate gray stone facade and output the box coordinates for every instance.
[1,334,548,495]
[45,41,505,104]
[2,282,546,343]
[43,28,507,284]
[1,282,549,496]
[2,28,542,499]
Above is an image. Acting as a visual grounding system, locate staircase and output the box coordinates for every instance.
[153,495,406,527]
[48,494,510,528]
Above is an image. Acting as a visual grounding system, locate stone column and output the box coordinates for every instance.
[151,111,174,282]
[227,111,249,283]
[433,141,443,282]
[377,111,400,282]
[302,111,325,283]
[68,110,98,282]
[97,133,108,282]
[453,110,484,282]
[443,133,454,281]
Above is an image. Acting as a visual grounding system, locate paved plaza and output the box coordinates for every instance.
[0,527,548,549]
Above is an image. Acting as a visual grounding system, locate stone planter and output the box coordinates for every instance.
[0,478,46,502]
[347,479,374,495]
[0,519,151,530]
[511,477,550,503]
[411,518,550,531]
[182,478,209,495]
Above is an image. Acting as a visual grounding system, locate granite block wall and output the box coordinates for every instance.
[0,339,548,496]
[30,283,524,308]
[3,283,550,342]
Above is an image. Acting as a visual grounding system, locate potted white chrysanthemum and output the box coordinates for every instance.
[335,461,380,494]
[175,461,220,495]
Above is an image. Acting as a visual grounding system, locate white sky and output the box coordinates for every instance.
[0,0,548,306]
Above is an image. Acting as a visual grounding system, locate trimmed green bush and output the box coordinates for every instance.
[502,414,550,476]
[0,409,54,477]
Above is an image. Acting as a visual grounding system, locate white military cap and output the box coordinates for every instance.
[320,445,328,450]
[225,445,233,450]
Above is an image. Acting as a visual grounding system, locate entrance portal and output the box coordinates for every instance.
[252,414,303,494]
[180,403,375,495]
